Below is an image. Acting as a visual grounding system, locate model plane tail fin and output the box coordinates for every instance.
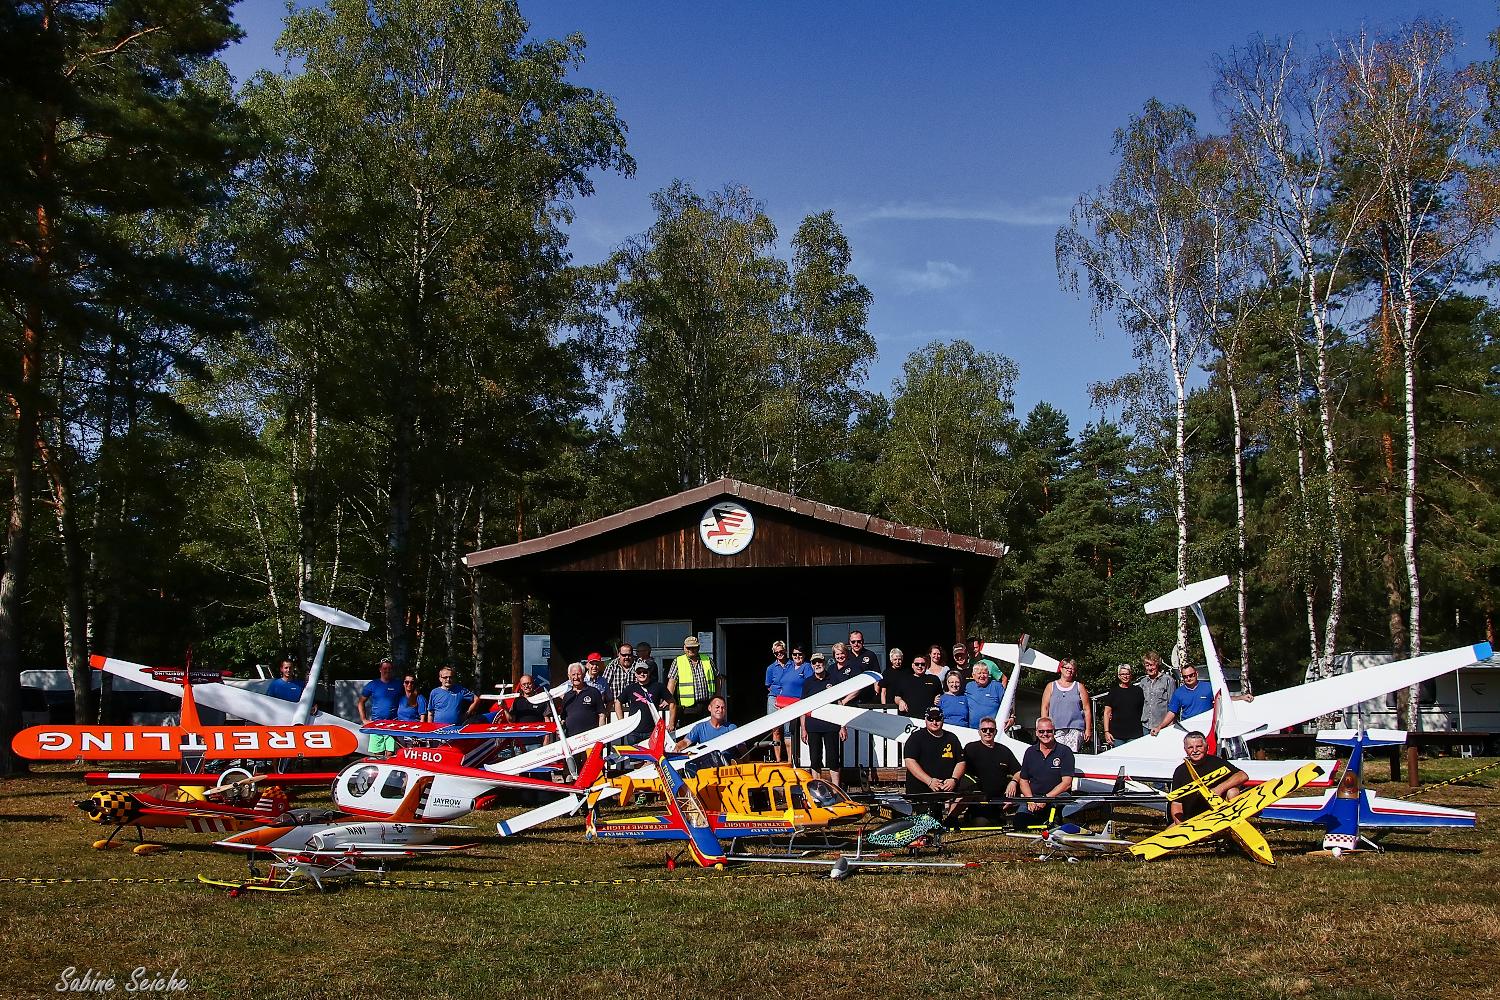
[565,743,607,790]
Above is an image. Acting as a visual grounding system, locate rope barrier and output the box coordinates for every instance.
[1397,758,1500,800]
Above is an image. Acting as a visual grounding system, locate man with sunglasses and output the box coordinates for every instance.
[1151,664,1212,737]
[962,716,1022,823]
[888,652,942,718]
[602,643,638,706]
[904,706,967,821]
[1014,716,1075,827]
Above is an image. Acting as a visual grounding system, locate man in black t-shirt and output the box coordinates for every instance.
[1100,664,1146,746]
[904,708,967,819]
[616,663,671,744]
[961,716,1021,824]
[848,630,881,675]
[889,654,942,717]
[1170,731,1247,821]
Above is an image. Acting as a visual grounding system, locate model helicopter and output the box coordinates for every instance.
[596,721,976,877]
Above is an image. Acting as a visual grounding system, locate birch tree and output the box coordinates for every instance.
[1057,99,1215,666]
[1335,21,1500,723]
[1216,36,1380,676]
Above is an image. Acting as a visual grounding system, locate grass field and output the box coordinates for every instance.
[2,757,1498,1000]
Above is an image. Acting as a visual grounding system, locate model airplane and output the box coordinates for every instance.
[1128,576,1492,759]
[494,669,884,837]
[1131,760,1325,865]
[1258,729,1477,854]
[1005,819,1134,863]
[13,662,359,767]
[92,600,374,751]
[75,777,340,852]
[821,576,1490,800]
[209,818,478,893]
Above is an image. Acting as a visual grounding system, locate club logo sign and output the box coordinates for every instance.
[699,502,755,556]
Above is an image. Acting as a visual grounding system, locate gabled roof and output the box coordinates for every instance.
[464,477,1008,569]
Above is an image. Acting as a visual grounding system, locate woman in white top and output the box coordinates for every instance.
[1040,657,1092,751]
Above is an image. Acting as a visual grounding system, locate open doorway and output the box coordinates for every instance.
[716,618,789,725]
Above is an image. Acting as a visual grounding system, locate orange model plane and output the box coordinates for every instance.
[12,662,359,766]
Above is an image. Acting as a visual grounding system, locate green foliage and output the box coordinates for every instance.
[874,339,1019,539]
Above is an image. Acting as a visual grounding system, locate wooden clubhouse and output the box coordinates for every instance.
[464,479,1008,722]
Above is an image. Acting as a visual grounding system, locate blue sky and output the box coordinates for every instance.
[223,1,1494,430]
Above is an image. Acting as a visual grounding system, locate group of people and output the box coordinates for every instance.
[279,631,1240,815]
[900,702,1248,827]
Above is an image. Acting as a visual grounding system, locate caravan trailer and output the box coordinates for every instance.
[1306,651,1500,750]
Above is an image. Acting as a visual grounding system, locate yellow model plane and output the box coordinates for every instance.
[1131,760,1326,865]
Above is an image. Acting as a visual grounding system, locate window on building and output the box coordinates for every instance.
[811,616,886,665]
[622,620,693,666]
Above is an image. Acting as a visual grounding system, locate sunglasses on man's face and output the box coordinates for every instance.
[979,726,997,733]
[1036,729,1055,735]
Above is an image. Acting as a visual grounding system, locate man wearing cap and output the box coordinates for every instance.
[667,634,722,729]
[800,652,848,787]
[948,642,973,684]
[904,707,968,821]
[584,654,614,713]
[634,642,660,685]
[616,661,672,745]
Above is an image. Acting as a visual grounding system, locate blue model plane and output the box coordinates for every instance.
[1259,728,1476,854]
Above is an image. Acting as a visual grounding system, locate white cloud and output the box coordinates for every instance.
[890,259,972,294]
[854,196,1073,227]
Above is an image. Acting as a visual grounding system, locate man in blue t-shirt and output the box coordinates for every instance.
[427,667,479,725]
[1152,665,1214,736]
[266,658,304,703]
[677,695,738,749]
[358,658,403,723]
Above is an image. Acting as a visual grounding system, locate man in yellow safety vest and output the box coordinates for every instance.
[667,634,724,728]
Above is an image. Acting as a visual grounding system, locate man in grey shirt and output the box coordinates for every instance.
[1139,650,1175,733]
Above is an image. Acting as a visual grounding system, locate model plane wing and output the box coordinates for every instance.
[359,720,556,740]
[94,654,372,753]
[1103,641,1491,760]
